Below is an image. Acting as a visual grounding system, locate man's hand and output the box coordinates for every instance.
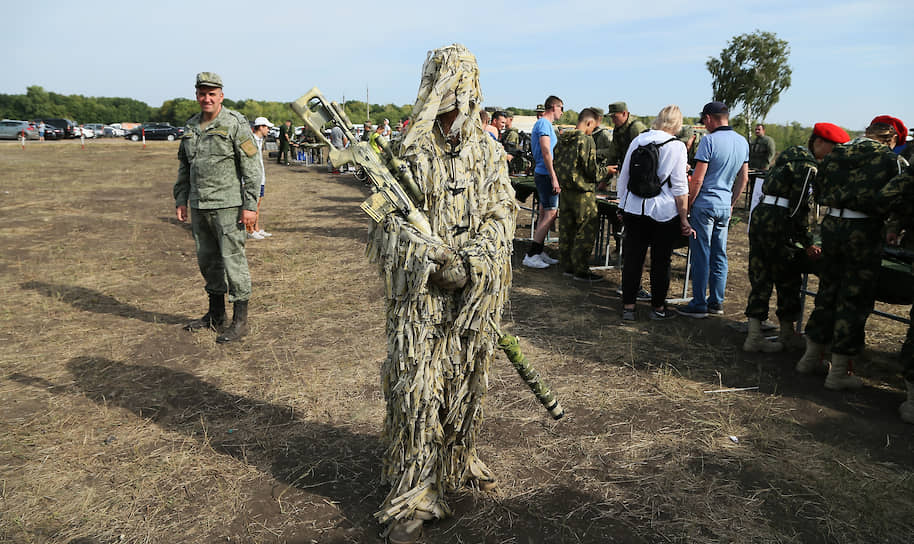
[681,219,696,238]
[551,175,561,195]
[240,209,257,227]
[607,165,618,176]
[176,205,188,222]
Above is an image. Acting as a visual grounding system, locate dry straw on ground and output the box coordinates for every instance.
[1,139,913,543]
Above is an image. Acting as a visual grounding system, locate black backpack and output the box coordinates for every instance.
[627,137,677,198]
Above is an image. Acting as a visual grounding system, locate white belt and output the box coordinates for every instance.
[826,207,869,219]
[761,195,790,208]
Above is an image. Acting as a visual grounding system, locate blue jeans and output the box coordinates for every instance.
[687,205,731,310]
[534,173,559,210]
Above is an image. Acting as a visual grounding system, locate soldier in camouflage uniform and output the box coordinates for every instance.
[591,108,612,188]
[555,108,606,281]
[606,101,648,177]
[278,119,294,164]
[500,113,524,174]
[877,161,914,422]
[743,123,850,354]
[798,120,906,390]
[749,124,776,171]
[174,72,262,343]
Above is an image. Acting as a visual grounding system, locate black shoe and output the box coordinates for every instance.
[622,308,636,321]
[574,272,604,282]
[636,288,652,301]
[184,294,226,331]
[650,308,676,321]
[675,304,708,319]
[216,301,249,343]
[707,303,724,315]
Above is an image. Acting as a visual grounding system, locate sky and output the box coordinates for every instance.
[3,0,912,130]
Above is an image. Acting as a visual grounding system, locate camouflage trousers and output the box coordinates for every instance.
[804,216,883,355]
[191,207,252,303]
[744,205,804,322]
[558,190,598,276]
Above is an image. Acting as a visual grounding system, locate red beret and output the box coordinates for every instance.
[813,122,850,144]
[870,115,907,144]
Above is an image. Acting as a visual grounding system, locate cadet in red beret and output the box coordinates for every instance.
[743,121,849,354]
[870,115,907,149]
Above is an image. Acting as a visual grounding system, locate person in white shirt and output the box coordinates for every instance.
[617,105,694,320]
[248,117,274,239]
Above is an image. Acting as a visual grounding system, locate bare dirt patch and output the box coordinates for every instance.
[1,139,913,543]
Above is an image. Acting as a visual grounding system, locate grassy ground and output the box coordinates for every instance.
[1,139,913,544]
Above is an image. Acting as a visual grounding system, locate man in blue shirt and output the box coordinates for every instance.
[677,101,749,318]
[524,95,564,268]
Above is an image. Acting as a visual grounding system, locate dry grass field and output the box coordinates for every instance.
[1,139,913,544]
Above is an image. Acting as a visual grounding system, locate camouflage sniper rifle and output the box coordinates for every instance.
[290,87,564,420]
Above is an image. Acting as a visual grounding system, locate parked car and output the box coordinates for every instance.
[0,119,39,140]
[38,118,79,138]
[125,123,184,141]
[83,123,107,138]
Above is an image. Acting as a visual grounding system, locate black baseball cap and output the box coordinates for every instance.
[699,101,729,122]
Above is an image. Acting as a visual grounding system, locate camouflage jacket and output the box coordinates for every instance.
[592,126,612,165]
[174,107,261,211]
[500,127,520,154]
[813,136,907,217]
[759,145,817,247]
[555,129,597,193]
[749,135,776,170]
[608,116,647,168]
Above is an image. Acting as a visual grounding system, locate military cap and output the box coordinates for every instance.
[195,72,223,88]
[607,102,627,114]
[590,107,605,118]
[535,104,545,113]
[677,125,694,140]
[870,115,907,145]
[812,123,850,144]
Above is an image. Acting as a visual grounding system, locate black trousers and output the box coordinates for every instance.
[621,213,680,307]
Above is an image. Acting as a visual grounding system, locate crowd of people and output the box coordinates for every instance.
[169,51,914,542]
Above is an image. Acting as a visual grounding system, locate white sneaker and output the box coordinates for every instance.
[522,253,549,269]
[540,253,559,265]
[258,230,272,237]
[247,231,265,240]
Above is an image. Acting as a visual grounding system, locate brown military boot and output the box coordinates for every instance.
[184,293,226,331]
[216,301,248,343]
[900,380,914,424]
[824,353,863,390]
[776,321,806,351]
[795,337,828,375]
[743,318,784,353]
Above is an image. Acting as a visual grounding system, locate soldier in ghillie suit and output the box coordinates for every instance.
[743,123,850,354]
[554,107,606,281]
[367,44,517,544]
[797,119,907,390]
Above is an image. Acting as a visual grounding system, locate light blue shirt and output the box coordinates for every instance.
[692,126,749,209]
[531,117,557,176]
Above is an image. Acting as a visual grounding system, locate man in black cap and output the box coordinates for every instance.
[676,101,749,318]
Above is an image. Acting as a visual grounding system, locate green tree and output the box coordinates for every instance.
[706,30,792,134]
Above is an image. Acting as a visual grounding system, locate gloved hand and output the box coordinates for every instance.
[428,246,468,290]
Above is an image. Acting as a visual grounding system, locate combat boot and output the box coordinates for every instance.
[776,321,806,351]
[216,301,249,343]
[899,380,914,424]
[824,353,863,390]
[795,337,829,375]
[184,293,226,331]
[743,318,784,353]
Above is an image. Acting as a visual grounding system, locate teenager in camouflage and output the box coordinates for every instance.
[606,101,648,177]
[554,108,606,281]
[366,44,517,544]
[173,72,262,344]
[798,119,907,390]
[743,122,850,354]
[877,161,914,422]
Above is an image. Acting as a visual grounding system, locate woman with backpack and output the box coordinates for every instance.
[617,105,694,320]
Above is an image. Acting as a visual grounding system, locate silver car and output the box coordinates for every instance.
[0,119,39,140]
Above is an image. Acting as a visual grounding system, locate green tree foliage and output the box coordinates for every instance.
[707,30,792,133]
[342,100,411,126]
[0,85,152,123]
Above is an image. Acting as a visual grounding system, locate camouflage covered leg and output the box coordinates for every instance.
[571,194,598,276]
[828,220,883,355]
[558,195,578,274]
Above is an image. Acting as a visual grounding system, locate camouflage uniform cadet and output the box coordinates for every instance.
[278,121,294,164]
[877,162,914,421]
[802,131,906,389]
[500,124,524,174]
[606,102,647,171]
[174,72,262,343]
[555,128,599,277]
[744,145,817,350]
[748,132,776,171]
